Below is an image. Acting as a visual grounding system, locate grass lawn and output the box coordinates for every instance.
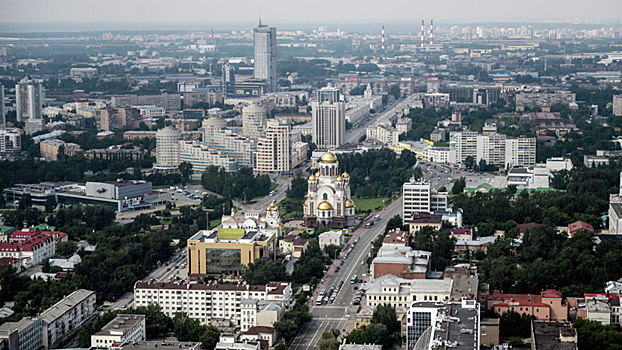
[209,218,221,230]
[450,178,458,183]
[353,197,388,212]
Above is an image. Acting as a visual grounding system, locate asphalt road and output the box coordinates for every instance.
[289,199,403,350]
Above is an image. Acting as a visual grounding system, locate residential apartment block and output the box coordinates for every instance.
[40,289,97,349]
[134,280,292,328]
[202,117,257,167]
[254,119,290,175]
[111,93,181,111]
[402,177,448,219]
[451,131,535,168]
[366,124,399,145]
[91,315,146,348]
[312,87,346,149]
[0,318,44,350]
[366,274,453,310]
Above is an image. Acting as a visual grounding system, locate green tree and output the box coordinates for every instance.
[345,327,369,344]
[370,304,400,336]
[365,323,388,346]
[179,162,194,186]
[324,244,341,260]
[319,330,341,350]
[411,226,456,271]
[199,325,221,350]
[500,311,535,338]
[56,241,78,258]
[18,193,32,210]
[452,177,466,195]
[274,319,299,345]
[574,317,622,350]
[241,257,290,285]
[44,197,57,213]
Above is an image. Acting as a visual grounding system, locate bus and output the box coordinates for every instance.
[350,275,358,284]
[316,296,323,305]
[374,215,380,221]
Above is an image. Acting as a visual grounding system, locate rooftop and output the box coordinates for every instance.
[107,341,201,350]
[93,314,145,337]
[40,289,95,323]
[532,321,577,350]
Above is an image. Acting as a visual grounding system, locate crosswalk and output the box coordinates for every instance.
[313,317,347,321]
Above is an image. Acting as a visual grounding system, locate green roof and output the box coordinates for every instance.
[218,228,245,240]
[31,224,55,231]
[0,226,16,235]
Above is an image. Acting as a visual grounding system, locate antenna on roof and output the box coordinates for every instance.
[259,16,262,26]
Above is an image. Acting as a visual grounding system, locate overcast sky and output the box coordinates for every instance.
[1,0,621,24]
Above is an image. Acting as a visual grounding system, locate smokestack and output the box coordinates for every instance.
[421,20,425,47]
[382,26,385,50]
[430,19,434,45]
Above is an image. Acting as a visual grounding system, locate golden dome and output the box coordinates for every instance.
[309,174,316,181]
[345,199,355,208]
[315,171,320,177]
[336,176,343,182]
[342,172,349,178]
[320,150,337,163]
[317,201,334,210]
[267,201,277,211]
[304,199,309,206]
[279,224,284,231]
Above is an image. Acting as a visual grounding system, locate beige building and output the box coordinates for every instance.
[366,124,399,145]
[202,117,257,167]
[187,227,277,277]
[254,119,290,175]
[312,87,346,149]
[242,103,267,140]
[40,289,97,349]
[365,274,453,308]
[91,315,146,348]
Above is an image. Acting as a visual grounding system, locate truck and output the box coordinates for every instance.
[374,215,380,221]
[316,296,323,305]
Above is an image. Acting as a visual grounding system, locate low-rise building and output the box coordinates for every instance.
[40,289,97,349]
[487,289,568,321]
[454,236,497,256]
[404,212,443,235]
[370,248,431,280]
[365,274,453,309]
[215,334,260,350]
[91,314,146,348]
[239,326,276,347]
[318,230,345,249]
[530,320,577,350]
[0,231,56,268]
[366,124,399,145]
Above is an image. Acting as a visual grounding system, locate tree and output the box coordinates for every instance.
[345,327,369,344]
[411,226,456,271]
[179,162,194,186]
[319,330,340,350]
[365,323,388,346]
[241,257,290,285]
[274,319,299,345]
[464,156,475,169]
[199,325,221,350]
[370,304,400,336]
[45,197,57,213]
[56,241,78,258]
[573,317,622,350]
[324,244,341,260]
[18,193,32,210]
[451,177,466,195]
[499,311,535,338]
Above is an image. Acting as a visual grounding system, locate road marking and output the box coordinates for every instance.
[313,306,345,309]
[313,317,347,321]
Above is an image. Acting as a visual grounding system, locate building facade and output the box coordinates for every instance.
[91,315,146,348]
[40,289,97,349]
[312,87,346,149]
[0,318,44,350]
[242,103,267,140]
[222,64,236,97]
[254,119,290,175]
[202,117,257,167]
[402,177,448,219]
[303,151,356,229]
[253,22,277,93]
[16,75,44,122]
[154,126,182,172]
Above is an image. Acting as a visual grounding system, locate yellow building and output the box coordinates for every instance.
[187,228,276,277]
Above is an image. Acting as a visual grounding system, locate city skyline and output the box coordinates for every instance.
[1,0,621,26]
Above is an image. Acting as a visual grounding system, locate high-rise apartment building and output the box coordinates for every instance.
[312,87,346,149]
[16,75,44,122]
[242,103,267,140]
[452,131,536,168]
[154,126,182,172]
[254,119,290,175]
[476,133,506,166]
[96,108,119,131]
[614,95,622,117]
[222,63,236,97]
[0,128,22,154]
[505,136,536,168]
[202,117,257,167]
[0,83,5,127]
[450,131,478,164]
[253,22,277,93]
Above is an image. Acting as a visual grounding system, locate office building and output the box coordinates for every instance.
[614,95,622,117]
[0,128,21,155]
[242,103,267,140]
[366,274,452,309]
[254,119,290,175]
[402,177,448,219]
[0,318,44,350]
[134,280,292,327]
[312,87,346,149]
[0,83,5,127]
[253,21,277,93]
[303,151,356,229]
[406,299,479,350]
[187,227,277,277]
[40,289,97,349]
[91,315,146,348]
[222,63,236,97]
[154,126,182,172]
[16,75,45,122]
[202,117,256,167]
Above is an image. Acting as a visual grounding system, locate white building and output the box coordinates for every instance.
[0,83,5,126]
[242,103,267,140]
[134,280,293,327]
[426,147,455,164]
[346,100,371,125]
[402,177,449,219]
[365,274,453,309]
[70,67,98,78]
[366,124,399,145]
[254,119,290,175]
[450,131,478,164]
[16,75,45,122]
[451,131,535,168]
[318,230,345,249]
[137,105,166,118]
[505,136,536,168]
[476,133,506,167]
[202,117,257,167]
[396,118,412,135]
[0,231,56,269]
[240,300,284,333]
[91,314,146,348]
[312,87,346,149]
[614,95,622,117]
[291,141,309,168]
[253,22,277,93]
[40,289,97,349]
[215,334,260,350]
[0,128,22,154]
[0,318,44,350]
[153,126,182,172]
[240,326,277,347]
[179,140,239,173]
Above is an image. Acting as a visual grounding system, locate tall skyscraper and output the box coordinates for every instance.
[221,63,236,97]
[242,103,267,140]
[254,119,290,175]
[0,83,5,127]
[253,21,277,93]
[16,75,44,122]
[312,87,346,149]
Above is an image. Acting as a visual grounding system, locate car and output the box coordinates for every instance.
[335,267,340,272]
[340,260,344,266]
[353,286,359,290]
[122,304,127,308]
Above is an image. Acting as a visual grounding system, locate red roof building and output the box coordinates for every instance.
[568,221,595,237]
[488,289,568,321]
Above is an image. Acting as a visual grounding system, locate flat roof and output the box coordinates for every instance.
[40,289,95,323]
[93,314,145,337]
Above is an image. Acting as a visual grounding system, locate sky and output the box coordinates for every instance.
[1,0,621,25]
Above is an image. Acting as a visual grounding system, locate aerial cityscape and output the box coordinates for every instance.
[1,1,622,350]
